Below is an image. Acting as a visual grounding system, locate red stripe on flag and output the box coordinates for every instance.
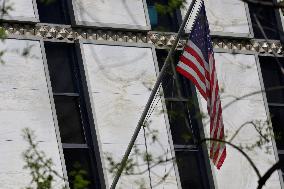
[176,66,207,98]
[179,55,206,83]
[210,108,223,157]
[184,46,210,80]
[212,126,224,160]
[216,148,226,169]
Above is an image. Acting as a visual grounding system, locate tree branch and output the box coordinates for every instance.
[223,86,284,110]
[199,138,261,178]
[257,160,284,189]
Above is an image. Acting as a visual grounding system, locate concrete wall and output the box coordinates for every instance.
[0,0,37,21]
[72,0,149,29]
[0,39,64,189]
[198,53,282,189]
[80,43,179,188]
[183,0,251,36]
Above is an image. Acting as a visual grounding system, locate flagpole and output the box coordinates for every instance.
[109,1,196,188]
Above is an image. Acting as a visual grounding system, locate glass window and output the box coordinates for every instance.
[44,42,78,93]
[54,96,86,144]
[63,148,100,189]
[175,151,209,189]
[248,0,280,39]
[155,49,212,188]
[269,106,284,149]
[259,56,284,104]
[36,0,71,24]
[260,56,284,151]
[278,154,284,175]
[146,0,181,32]
[45,42,104,188]
[156,49,192,98]
[166,101,194,145]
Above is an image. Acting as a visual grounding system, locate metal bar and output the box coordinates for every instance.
[53,92,80,97]
[109,1,197,188]
[62,143,88,149]
[268,103,284,107]
[165,97,190,102]
[174,144,198,150]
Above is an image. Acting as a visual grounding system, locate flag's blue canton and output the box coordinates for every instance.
[189,4,212,62]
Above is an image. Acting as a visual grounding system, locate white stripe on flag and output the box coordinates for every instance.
[187,40,209,73]
[177,61,207,93]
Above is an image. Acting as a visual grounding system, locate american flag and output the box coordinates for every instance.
[176,3,226,169]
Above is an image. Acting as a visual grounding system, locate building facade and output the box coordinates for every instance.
[0,0,284,188]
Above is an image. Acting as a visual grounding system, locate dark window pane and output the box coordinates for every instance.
[156,49,176,97]
[166,101,194,145]
[54,96,86,143]
[156,49,192,98]
[63,148,100,189]
[260,56,284,104]
[248,1,280,39]
[36,0,71,24]
[278,154,284,176]
[175,151,208,189]
[269,106,284,149]
[45,43,78,93]
[146,0,181,32]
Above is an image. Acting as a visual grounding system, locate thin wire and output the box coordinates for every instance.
[144,85,163,123]
[144,66,174,125]
[144,84,162,124]
[142,66,173,187]
[143,125,153,189]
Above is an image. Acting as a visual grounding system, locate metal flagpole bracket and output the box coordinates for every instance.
[109,1,197,188]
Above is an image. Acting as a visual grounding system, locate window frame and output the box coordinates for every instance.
[40,39,70,189]
[68,0,151,30]
[156,48,215,188]
[42,39,107,189]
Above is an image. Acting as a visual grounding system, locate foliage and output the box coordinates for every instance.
[22,128,67,189]
[69,163,90,189]
[22,128,90,189]
[154,0,186,15]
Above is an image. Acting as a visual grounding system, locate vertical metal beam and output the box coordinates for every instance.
[109,0,197,188]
